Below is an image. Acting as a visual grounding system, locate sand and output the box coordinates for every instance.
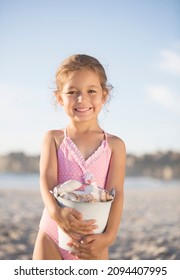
[0,185,180,260]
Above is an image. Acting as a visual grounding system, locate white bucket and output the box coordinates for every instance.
[57,196,113,252]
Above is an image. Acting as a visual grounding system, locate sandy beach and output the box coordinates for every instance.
[0,184,180,260]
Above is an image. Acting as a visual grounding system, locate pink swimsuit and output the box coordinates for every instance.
[39,129,112,259]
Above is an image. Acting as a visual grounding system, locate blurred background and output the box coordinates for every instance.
[0,0,179,260]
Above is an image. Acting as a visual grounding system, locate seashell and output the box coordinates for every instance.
[61,193,69,200]
[73,190,85,195]
[92,188,101,201]
[51,179,115,204]
[52,187,59,198]
[81,194,94,202]
[106,193,113,201]
[100,191,107,202]
[91,182,97,187]
[65,193,77,201]
[83,185,94,194]
[54,180,82,195]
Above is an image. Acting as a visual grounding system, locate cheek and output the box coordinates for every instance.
[61,97,75,107]
[96,95,106,105]
[94,99,104,111]
[57,94,72,106]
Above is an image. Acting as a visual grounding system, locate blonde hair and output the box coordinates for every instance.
[54,54,112,104]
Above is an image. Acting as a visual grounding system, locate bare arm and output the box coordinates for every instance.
[104,136,126,244]
[39,131,59,214]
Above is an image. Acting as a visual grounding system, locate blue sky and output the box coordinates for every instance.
[0,0,179,155]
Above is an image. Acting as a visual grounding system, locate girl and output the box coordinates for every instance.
[33,54,126,260]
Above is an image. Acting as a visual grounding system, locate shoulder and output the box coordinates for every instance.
[42,129,65,149]
[106,133,126,155]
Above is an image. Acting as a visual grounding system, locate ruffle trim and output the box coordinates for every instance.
[67,137,107,169]
[58,136,111,176]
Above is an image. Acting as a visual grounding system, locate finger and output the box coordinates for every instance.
[77,223,98,231]
[83,219,97,225]
[69,221,98,235]
[72,228,96,236]
[71,209,83,220]
[67,238,90,252]
[69,245,87,257]
[71,218,97,228]
[81,234,95,244]
[67,241,80,249]
[68,233,82,240]
[76,220,98,230]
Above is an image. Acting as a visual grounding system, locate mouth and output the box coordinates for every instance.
[74,107,92,112]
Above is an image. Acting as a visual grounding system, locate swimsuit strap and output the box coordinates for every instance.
[64,128,67,138]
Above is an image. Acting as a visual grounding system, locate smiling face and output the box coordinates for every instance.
[57,69,107,123]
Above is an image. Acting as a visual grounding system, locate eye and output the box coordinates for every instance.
[88,89,96,94]
[67,91,78,95]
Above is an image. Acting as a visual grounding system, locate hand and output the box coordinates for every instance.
[68,233,109,260]
[49,205,98,238]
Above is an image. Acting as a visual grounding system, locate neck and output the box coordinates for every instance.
[67,120,101,134]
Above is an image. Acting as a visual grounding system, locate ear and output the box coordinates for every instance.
[56,93,64,106]
[102,90,108,104]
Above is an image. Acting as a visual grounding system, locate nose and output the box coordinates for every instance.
[77,91,88,102]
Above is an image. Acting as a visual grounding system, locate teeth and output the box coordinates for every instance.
[75,108,90,112]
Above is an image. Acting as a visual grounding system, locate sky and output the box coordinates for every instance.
[0,0,179,155]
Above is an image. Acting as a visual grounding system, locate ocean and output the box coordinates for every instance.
[0,173,179,190]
